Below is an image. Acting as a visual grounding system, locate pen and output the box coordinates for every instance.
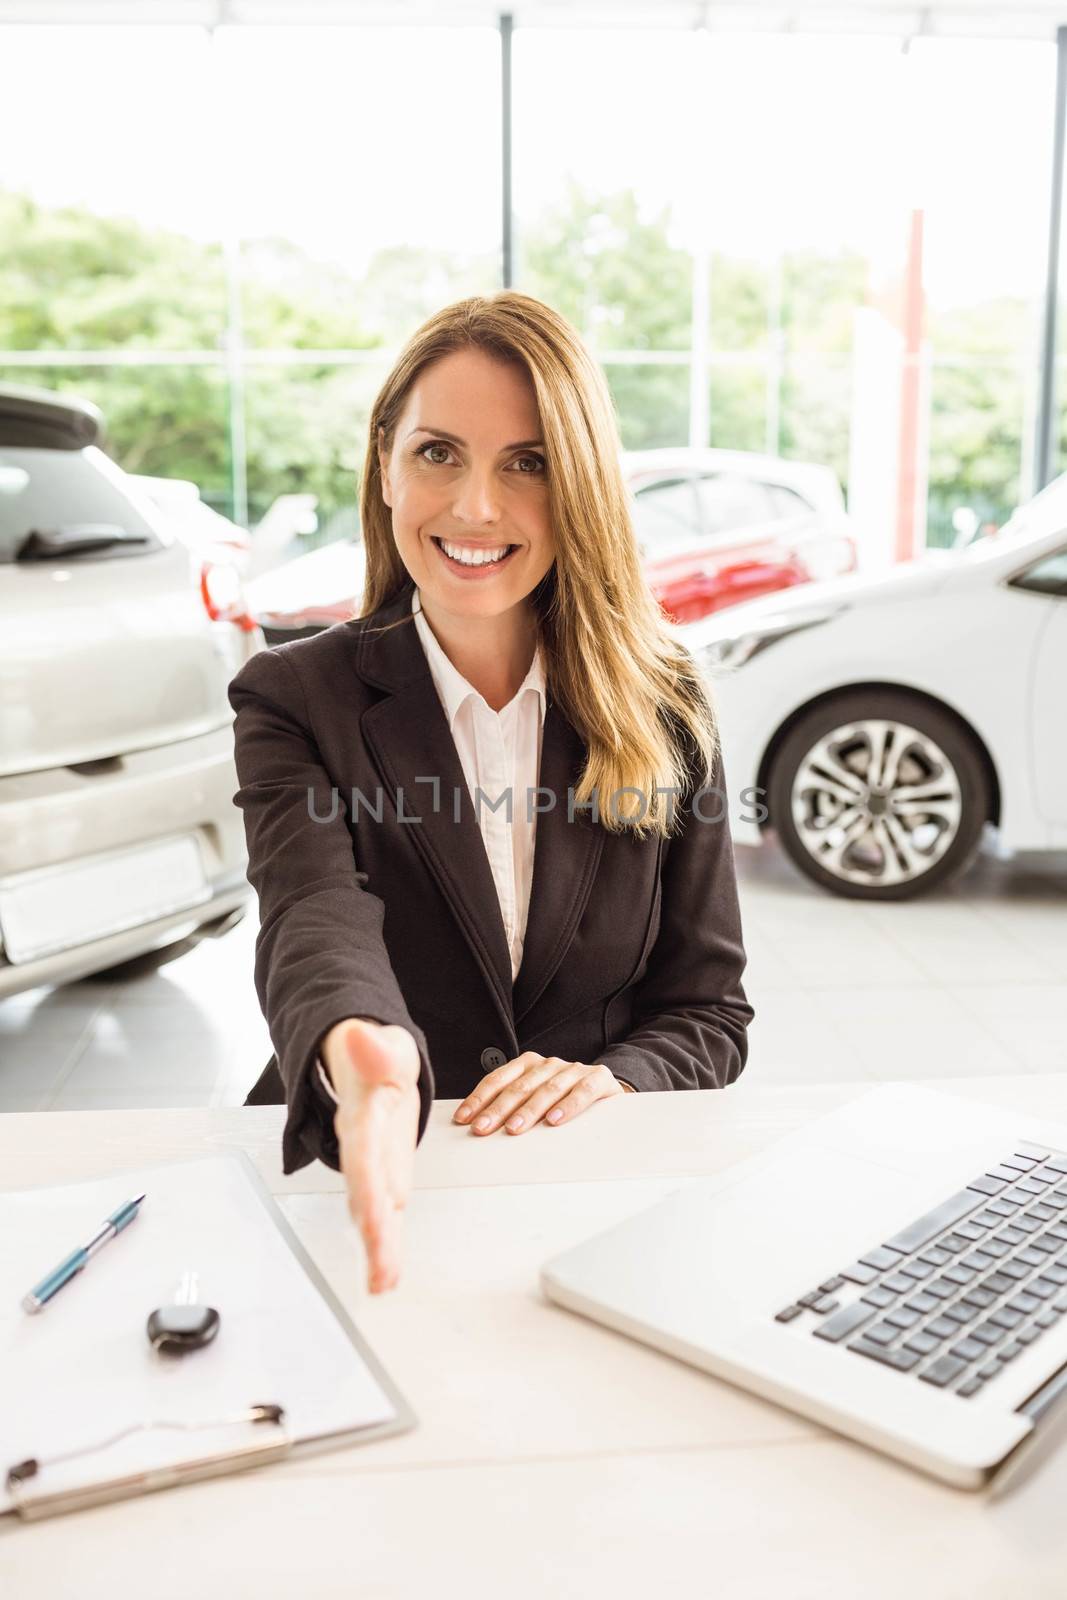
[21,1192,147,1314]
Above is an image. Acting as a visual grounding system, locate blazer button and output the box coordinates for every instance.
[480,1047,508,1071]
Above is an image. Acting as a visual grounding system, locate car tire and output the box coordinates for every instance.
[767,690,992,901]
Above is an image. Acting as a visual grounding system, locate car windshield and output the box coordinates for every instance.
[0,445,160,563]
[960,474,1067,563]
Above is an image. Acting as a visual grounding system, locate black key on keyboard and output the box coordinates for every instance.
[848,1338,921,1372]
[882,1190,984,1255]
[812,1302,875,1343]
[858,1247,902,1271]
[960,1287,997,1311]
[885,1307,921,1330]
[840,1261,880,1286]
[1027,1278,1059,1300]
[920,1354,968,1387]
[968,1175,1009,1196]
[956,1221,990,1241]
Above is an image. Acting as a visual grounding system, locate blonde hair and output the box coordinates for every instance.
[358,291,719,840]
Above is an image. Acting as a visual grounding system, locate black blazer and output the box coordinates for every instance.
[228,577,753,1175]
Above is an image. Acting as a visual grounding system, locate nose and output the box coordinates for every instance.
[451,463,502,528]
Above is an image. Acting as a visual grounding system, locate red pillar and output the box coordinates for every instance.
[895,208,926,563]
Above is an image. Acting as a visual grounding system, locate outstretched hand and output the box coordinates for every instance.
[320,1018,422,1293]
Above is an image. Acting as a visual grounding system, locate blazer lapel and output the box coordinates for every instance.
[511,700,604,1026]
[351,581,605,1039]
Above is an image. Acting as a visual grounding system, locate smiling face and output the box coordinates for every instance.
[377,347,557,627]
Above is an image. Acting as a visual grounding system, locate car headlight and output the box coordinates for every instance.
[697,607,845,673]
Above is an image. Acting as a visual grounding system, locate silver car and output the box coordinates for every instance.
[0,384,260,999]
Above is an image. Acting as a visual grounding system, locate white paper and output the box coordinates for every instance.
[0,1155,396,1512]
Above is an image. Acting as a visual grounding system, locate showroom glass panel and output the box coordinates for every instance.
[214,26,501,352]
[687,34,1052,555]
[0,26,226,354]
[909,39,1053,545]
[606,362,691,452]
[513,28,694,356]
[239,362,393,555]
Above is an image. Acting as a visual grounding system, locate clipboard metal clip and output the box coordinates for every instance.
[5,1402,290,1522]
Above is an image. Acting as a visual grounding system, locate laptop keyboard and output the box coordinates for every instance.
[774,1141,1067,1399]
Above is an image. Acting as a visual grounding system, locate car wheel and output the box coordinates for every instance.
[767,691,992,900]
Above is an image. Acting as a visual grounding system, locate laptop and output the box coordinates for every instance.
[540,1083,1067,1491]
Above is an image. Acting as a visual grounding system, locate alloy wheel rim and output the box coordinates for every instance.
[789,717,964,888]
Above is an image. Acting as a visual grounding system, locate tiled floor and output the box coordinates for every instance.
[2,830,1065,1114]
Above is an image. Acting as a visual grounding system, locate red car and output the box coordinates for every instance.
[247,447,857,644]
[627,448,856,624]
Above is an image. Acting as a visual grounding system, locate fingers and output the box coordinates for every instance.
[336,1084,410,1295]
[452,1053,542,1127]
[543,1064,624,1127]
[458,1058,581,1135]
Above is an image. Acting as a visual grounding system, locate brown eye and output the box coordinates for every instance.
[416,441,453,466]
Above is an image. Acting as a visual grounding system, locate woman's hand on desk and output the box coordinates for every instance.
[321,1018,421,1295]
[453,1053,631,1136]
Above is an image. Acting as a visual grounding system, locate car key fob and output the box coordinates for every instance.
[147,1269,221,1354]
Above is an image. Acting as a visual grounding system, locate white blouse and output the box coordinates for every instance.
[316,586,547,1103]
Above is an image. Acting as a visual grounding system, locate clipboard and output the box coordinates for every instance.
[0,1152,416,1521]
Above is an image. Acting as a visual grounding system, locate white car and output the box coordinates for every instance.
[683,477,1067,899]
[0,384,262,998]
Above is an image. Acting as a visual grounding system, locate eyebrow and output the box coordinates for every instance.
[408,426,545,451]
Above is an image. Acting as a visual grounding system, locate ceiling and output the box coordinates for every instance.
[0,2,1064,43]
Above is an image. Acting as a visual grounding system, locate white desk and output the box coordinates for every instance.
[3,1074,1067,1599]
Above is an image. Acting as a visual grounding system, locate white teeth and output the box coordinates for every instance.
[439,540,512,567]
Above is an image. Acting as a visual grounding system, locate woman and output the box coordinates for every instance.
[229,292,754,1294]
